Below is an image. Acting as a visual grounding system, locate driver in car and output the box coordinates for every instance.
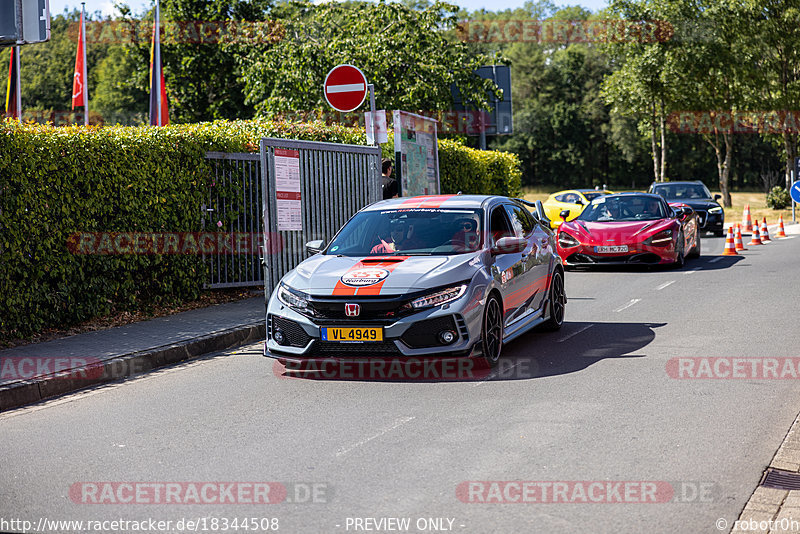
[450,217,480,251]
[643,199,661,217]
[370,220,424,254]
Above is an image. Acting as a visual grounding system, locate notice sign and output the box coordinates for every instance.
[393,111,440,197]
[274,148,302,231]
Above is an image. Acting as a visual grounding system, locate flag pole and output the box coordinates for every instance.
[155,0,161,127]
[81,2,88,125]
[14,46,21,120]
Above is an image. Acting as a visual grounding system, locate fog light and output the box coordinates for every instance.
[273,329,286,345]
[438,330,456,345]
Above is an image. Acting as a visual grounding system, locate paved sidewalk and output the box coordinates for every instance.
[0,296,266,412]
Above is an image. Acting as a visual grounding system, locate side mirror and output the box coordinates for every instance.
[535,200,550,225]
[492,236,527,255]
[681,207,693,217]
[714,194,722,202]
[559,209,571,221]
[305,240,325,255]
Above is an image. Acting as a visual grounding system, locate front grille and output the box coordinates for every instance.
[269,315,311,347]
[696,210,707,227]
[568,253,661,265]
[308,297,410,322]
[309,340,403,358]
[401,315,459,348]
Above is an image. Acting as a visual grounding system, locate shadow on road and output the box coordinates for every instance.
[271,321,664,383]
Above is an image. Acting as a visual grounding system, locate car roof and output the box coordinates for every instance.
[651,181,704,186]
[362,194,505,212]
[600,192,665,200]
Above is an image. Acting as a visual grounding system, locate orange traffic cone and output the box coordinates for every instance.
[776,214,787,238]
[734,223,747,251]
[742,204,753,232]
[747,222,763,245]
[760,217,771,242]
[722,227,738,255]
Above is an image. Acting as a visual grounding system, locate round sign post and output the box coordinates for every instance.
[790,180,800,223]
[323,65,368,113]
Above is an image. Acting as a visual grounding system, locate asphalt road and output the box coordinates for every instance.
[2,233,800,534]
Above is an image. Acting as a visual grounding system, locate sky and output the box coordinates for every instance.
[49,0,609,19]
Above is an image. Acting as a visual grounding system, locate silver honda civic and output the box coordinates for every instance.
[264,195,566,367]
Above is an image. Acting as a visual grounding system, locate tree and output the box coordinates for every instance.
[237,1,500,116]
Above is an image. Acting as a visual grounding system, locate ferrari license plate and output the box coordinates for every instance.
[594,245,628,253]
[321,327,383,342]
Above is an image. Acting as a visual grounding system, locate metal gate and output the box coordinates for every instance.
[260,137,382,296]
[203,151,264,288]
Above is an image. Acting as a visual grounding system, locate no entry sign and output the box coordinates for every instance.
[324,65,368,113]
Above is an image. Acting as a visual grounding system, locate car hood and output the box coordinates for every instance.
[280,253,483,296]
[560,220,675,244]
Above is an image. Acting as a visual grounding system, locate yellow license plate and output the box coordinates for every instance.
[321,327,383,342]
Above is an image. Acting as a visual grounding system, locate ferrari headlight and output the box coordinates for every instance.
[277,284,311,313]
[408,284,467,310]
[647,230,673,246]
[558,232,579,248]
[709,207,723,214]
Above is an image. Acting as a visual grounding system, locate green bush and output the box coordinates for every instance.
[0,119,521,340]
[767,186,791,210]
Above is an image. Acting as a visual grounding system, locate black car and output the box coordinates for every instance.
[648,181,724,236]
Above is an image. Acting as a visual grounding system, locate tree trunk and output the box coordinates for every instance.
[784,132,797,190]
[720,133,733,207]
[659,98,667,181]
[651,99,660,182]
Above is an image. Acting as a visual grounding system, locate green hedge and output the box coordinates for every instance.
[0,119,520,339]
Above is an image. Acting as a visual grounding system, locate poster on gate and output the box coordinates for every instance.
[393,111,440,197]
[274,148,302,231]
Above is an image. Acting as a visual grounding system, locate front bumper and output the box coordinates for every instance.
[557,242,677,265]
[264,292,484,362]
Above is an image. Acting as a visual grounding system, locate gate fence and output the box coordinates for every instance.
[202,138,381,292]
[203,151,264,288]
[260,137,382,296]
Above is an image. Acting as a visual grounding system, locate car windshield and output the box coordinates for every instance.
[582,191,611,201]
[652,183,712,200]
[577,196,668,222]
[325,208,484,256]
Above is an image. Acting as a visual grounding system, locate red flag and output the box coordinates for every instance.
[149,5,168,126]
[5,47,19,119]
[72,11,87,110]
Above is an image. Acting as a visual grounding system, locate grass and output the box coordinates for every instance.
[519,186,799,227]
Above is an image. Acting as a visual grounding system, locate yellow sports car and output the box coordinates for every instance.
[542,189,615,228]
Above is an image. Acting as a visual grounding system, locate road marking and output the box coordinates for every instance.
[472,362,523,387]
[557,324,594,343]
[709,257,724,263]
[655,280,675,290]
[683,270,696,275]
[335,416,415,457]
[614,299,641,313]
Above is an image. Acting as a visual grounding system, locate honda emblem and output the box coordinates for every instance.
[345,303,360,317]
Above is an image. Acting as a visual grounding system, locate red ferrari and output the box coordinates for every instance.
[555,193,700,268]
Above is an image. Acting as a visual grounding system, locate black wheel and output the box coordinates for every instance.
[673,231,685,269]
[542,270,566,331]
[688,230,701,258]
[481,294,503,367]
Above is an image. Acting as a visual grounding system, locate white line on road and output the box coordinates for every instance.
[614,299,641,313]
[683,270,696,275]
[335,416,415,457]
[557,324,594,343]
[655,280,675,290]
[472,362,523,387]
[709,257,724,263]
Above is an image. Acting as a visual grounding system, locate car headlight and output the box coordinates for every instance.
[709,207,723,214]
[646,229,673,246]
[558,232,579,248]
[277,284,313,315]
[403,284,467,311]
